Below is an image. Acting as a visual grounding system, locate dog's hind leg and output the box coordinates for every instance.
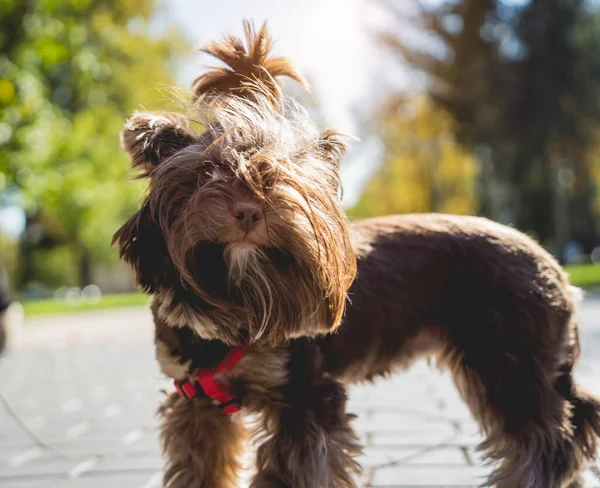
[250,341,362,488]
[158,393,245,488]
[445,298,598,488]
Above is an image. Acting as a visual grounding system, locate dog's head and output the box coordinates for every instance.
[113,22,356,346]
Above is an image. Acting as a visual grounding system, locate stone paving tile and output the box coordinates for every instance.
[370,431,481,450]
[53,474,163,488]
[360,446,469,466]
[92,453,164,473]
[2,302,600,487]
[370,464,489,487]
[1,481,54,488]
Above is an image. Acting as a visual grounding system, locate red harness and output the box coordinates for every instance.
[174,342,251,414]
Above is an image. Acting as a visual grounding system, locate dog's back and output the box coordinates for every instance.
[320,212,598,487]
[322,213,573,382]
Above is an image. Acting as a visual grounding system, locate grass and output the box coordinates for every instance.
[22,292,149,317]
[564,263,600,290]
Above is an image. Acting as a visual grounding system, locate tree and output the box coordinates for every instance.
[375,0,600,256]
[500,0,600,252]
[379,0,508,217]
[350,97,477,218]
[0,0,187,288]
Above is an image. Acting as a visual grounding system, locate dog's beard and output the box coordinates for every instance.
[224,245,269,341]
[223,244,313,342]
[225,244,262,287]
[154,236,347,345]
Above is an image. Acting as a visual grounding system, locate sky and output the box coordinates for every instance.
[0,206,24,237]
[163,0,388,133]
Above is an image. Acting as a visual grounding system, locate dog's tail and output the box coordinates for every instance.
[556,286,600,460]
[554,359,600,462]
[193,20,308,104]
[568,386,600,460]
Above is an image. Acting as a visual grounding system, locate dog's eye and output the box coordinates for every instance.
[262,174,277,193]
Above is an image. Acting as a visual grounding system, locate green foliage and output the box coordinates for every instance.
[0,232,17,283]
[30,244,78,288]
[0,0,188,288]
[350,97,478,219]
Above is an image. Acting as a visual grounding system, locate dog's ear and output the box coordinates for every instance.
[121,112,196,177]
[317,130,348,169]
[112,201,173,293]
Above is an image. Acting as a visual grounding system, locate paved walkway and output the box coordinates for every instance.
[2,301,600,487]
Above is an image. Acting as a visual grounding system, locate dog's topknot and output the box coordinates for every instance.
[193,20,308,104]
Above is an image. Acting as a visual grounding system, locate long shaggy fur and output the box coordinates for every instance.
[114,22,600,488]
[159,393,246,488]
[193,20,308,104]
[114,64,355,347]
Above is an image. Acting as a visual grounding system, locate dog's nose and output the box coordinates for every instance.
[233,203,263,233]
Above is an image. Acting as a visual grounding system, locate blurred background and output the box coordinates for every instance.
[5,3,600,486]
[2,0,600,315]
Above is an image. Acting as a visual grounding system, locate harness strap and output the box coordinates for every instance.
[174,342,251,415]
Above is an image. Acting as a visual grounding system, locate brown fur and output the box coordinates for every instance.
[159,393,246,488]
[121,112,196,177]
[193,21,308,105]
[114,22,600,488]
[319,214,599,488]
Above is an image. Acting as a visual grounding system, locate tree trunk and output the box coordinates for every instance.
[78,246,92,288]
[551,144,571,263]
[17,214,35,291]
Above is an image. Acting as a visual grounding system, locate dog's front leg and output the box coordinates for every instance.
[159,393,245,488]
[250,342,362,488]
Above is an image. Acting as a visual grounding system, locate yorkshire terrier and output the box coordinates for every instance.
[114,22,600,488]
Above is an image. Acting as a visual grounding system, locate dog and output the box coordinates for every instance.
[113,22,600,488]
